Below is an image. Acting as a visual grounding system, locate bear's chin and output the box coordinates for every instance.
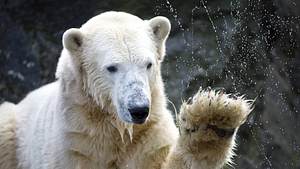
[120,117,148,125]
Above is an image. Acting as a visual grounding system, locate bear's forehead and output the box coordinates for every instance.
[103,35,155,63]
[84,27,155,60]
[79,12,156,62]
[83,24,150,41]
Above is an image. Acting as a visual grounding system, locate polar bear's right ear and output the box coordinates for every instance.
[63,28,84,52]
[149,16,171,61]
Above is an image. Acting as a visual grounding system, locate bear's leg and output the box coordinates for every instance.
[137,145,171,169]
[163,88,252,169]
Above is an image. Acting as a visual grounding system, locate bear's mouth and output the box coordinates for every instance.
[132,118,148,124]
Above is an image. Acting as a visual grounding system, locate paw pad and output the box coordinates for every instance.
[179,87,253,139]
[206,124,236,138]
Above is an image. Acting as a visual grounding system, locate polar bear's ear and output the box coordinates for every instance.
[149,16,171,41]
[149,16,171,61]
[63,28,84,52]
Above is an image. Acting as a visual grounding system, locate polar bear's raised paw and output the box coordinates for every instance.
[179,88,252,142]
[164,88,254,169]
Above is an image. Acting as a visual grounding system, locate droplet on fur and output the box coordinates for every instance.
[219,87,226,92]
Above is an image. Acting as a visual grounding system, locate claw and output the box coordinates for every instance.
[217,87,226,96]
[198,86,203,92]
[207,86,212,92]
[187,97,193,105]
[214,87,225,93]
[230,94,238,100]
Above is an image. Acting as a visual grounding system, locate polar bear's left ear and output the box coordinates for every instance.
[149,16,171,61]
[63,28,84,52]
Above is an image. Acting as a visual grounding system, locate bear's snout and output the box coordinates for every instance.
[128,105,149,124]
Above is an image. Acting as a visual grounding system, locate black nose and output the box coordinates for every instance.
[128,106,149,124]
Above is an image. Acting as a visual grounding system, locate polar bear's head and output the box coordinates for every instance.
[57,12,170,124]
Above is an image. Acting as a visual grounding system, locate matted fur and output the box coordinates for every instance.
[163,88,252,169]
[0,11,252,169]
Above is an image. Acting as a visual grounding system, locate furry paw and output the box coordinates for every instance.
[179,87,253,141]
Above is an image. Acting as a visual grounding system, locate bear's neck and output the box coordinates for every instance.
[58,75,166,164]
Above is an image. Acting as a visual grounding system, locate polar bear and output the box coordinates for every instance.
[0,11,252,169]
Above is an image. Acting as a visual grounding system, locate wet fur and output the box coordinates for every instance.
[0,88,252,169]
[0,11,252,169]
[163,89,252,169]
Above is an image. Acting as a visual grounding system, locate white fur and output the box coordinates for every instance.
[0,11,251,169]
[15,11,178,169]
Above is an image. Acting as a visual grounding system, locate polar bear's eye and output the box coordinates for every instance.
[107,66,118,73]
[147,63,152,70]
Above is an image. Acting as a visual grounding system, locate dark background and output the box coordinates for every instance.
[0,0,299,168]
